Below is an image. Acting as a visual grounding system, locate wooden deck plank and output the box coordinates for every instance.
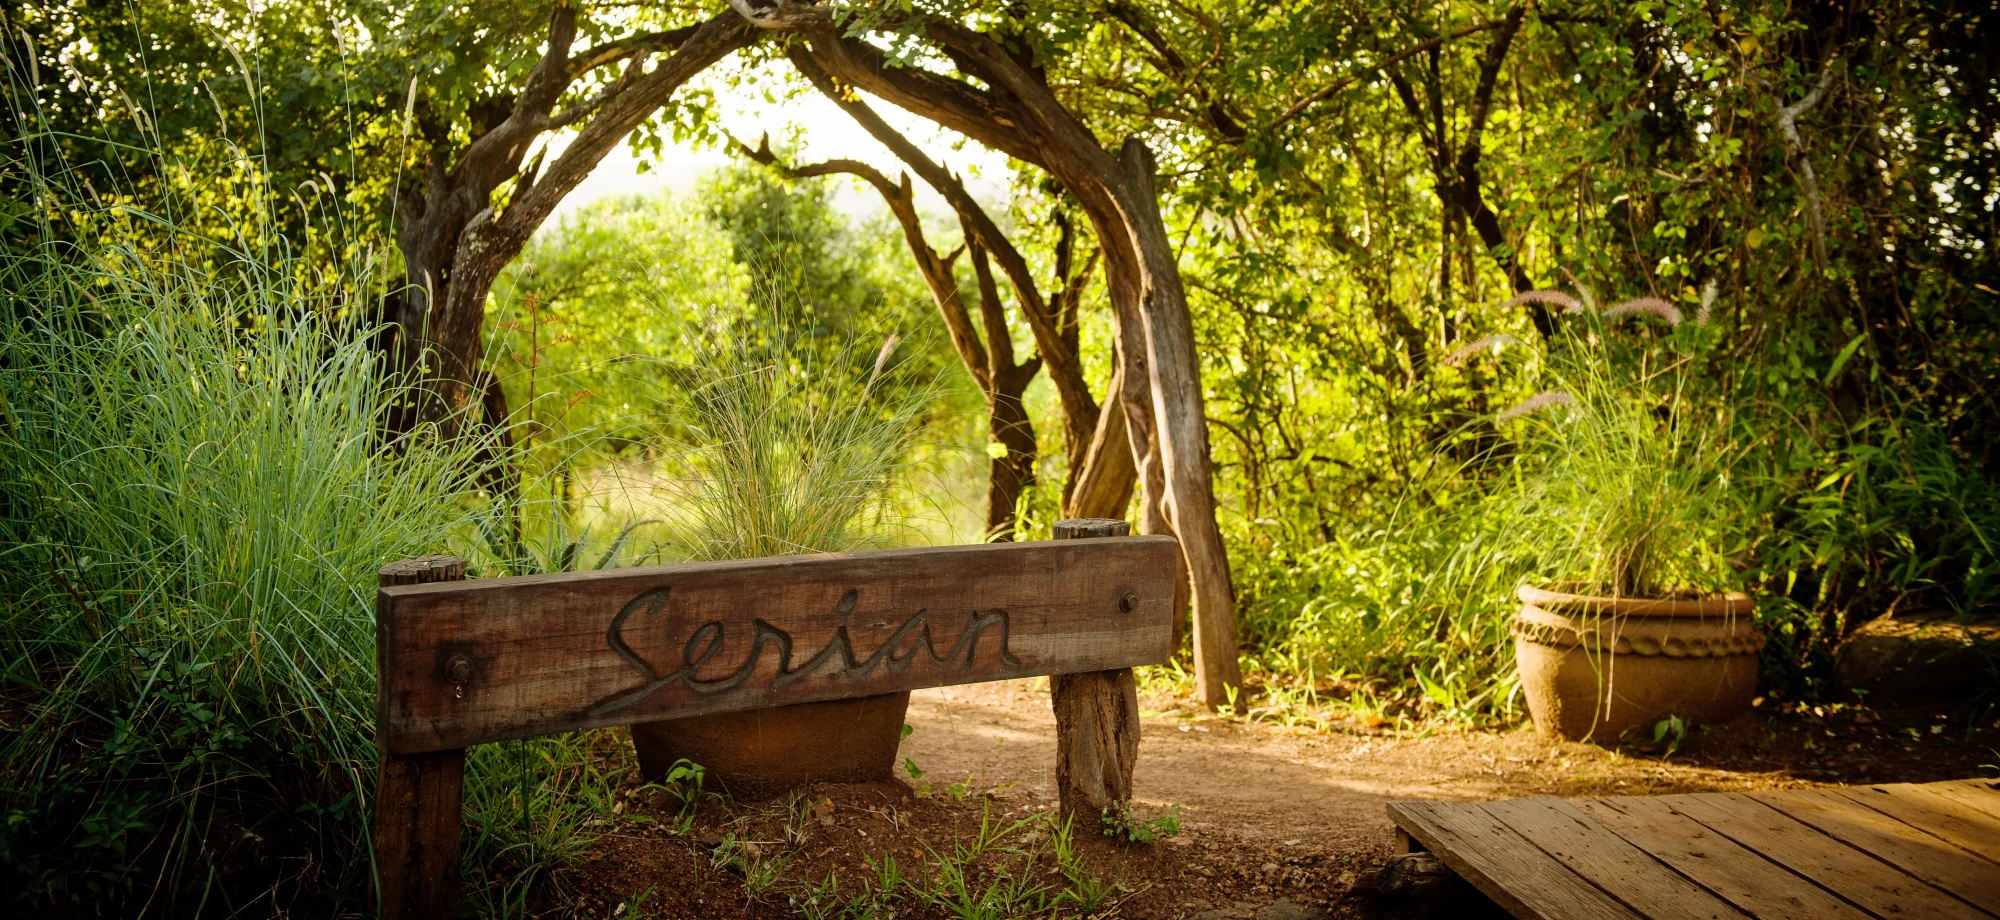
[1658,792,1981,920]
[1751,788,2000,915]
[1925,778,2000,821]
[1838,784,2000,865]
[1571,796,1872,920]
[1481,797,1749,920]
[1388,800,1643,920]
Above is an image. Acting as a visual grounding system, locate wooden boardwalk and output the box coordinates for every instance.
[1388,778,2000,919]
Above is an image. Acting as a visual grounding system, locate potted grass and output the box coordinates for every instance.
[1495,292,1760,743]
[626,329,935,799]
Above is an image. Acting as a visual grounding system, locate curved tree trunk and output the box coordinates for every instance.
[731,1,1239,703]
[730,139,1047,538]
[389,10,755,428]
[986,363,1039,540]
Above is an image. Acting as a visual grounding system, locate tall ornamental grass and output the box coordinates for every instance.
[1494,307,1745,599]
[1236,296,1750,722]
[0,239,492,911]
[652,328,937,560]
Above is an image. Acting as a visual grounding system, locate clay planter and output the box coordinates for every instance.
[629,691,909,800]
[1513,585,1762,742]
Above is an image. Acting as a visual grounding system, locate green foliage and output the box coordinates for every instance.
[490,193,754,463]
[654,326,938,560]
[0,225,493,910]
[1498,312,1745,598]
[1099,801,1183,844]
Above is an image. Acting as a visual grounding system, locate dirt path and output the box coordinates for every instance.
[900,678,1996,858]
[566,681,1997,918]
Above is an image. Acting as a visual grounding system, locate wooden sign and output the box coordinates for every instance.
[377,536,1179,754]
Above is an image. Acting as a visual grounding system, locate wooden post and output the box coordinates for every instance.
[373,555,467,920]
[1049,518,1143,821]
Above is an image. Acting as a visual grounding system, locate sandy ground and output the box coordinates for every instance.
[560,679,1998,918]
[899,678,1996,857]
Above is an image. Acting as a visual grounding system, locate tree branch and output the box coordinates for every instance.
[1268,18,1512,132]
[730,132,993,390]
[1779,57,1841,270]
[534,49,653,132]
[968,236,1020,373]
[800,34,1042,166]
[1105,2,1245,139]
[568,26,699,75]
[790,45,1098,426]
[1454,6,1526,181]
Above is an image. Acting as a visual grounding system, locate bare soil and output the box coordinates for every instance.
[546,679,2000,919]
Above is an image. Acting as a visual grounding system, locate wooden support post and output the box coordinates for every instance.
[373,555,468,920]
[1049,518,1143,822]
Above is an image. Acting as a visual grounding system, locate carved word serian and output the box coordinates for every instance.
[589,587,1021,716]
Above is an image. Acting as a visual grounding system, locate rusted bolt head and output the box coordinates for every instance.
[445,654,475,684]
[1119,591,1140,613]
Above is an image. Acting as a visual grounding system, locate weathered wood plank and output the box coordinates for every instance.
[1482,797,1749,920]
[1926,778,2000,822]
[1049,519,1142,820]
[372,556,468,920]
[378,537,1179,754]
[1750,788,2000,915]
[1387,800,1642,920]
[1571,796,1871,920]
[1661,792,1979,920]
[1838,784,2000,866]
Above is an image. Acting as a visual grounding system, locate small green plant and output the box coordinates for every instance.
[632,758,707,834]
[614,886,659,919]
[1651,714,1690,757]
[912,839,1054,920]
[1099,801,1184,843]
[1051,814,1114,910]
[710,832,789,894]
[902,757,932,797]
[863,851,906,909]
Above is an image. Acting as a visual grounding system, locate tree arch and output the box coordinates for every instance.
[726,0,1242,704]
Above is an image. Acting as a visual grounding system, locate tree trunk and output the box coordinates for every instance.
[1064,363,1137,521]
[1106,140,1239,699]
[986,363,1039,540]
[390,12,754,426]
[737,4,1241,704]
[1049,517,1141,818]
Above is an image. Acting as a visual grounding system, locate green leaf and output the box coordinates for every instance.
[1824,334,1866,386]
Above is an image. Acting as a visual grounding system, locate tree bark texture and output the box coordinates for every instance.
[1049,518,1141,818]
[372,555,469,920]
[734,4,1241,703]
[391,10,755,427]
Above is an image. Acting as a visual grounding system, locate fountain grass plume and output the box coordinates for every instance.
[1499,390,1575,420]
[1603,297,1684,325]
[1496,327,1741,598]
[1444,333,1526,367]
[1504,289,1585,314]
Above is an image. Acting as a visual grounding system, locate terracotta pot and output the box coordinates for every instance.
[628,691,910,800]
[1513,585,1761,742]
